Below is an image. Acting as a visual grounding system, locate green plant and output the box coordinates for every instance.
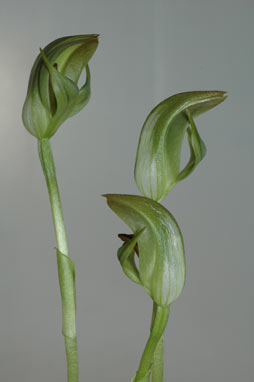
[22,35,99,382]
[104,91,227,382]
[22,35,227,382]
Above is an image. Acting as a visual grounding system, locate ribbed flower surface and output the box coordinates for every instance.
[134,90,227,202]
[105,194,185,306]
[22,35,98,139]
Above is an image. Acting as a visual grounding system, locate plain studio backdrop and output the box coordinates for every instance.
[0,1,253,382]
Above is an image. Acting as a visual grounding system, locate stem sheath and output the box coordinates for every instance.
[38,138,78,382]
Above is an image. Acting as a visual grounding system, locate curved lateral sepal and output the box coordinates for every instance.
[40,49,79,138]
[22,34,99,139]
[134,90,227,202]
[177,109,207,182]
[104,194,185,306]
[69,65,91,118]
[117,227,145,285]
[56,249,76,338]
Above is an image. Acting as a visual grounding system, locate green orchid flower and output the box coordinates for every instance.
[134,90,227,202]
[22,34,98,139]
[104,89,227,382]
[104,194,185,307]
[22,34,99,382]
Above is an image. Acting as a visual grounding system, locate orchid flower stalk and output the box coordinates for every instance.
[105,90,227,382]
[22,35,98,382]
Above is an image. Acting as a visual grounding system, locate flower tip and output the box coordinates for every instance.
[215,90,228,99]
[221,90,228,99]
[209,90,228,103]
[102,194,114,204]
[212,90,228,107]
[102,193,116,199]
[86,34,99,43]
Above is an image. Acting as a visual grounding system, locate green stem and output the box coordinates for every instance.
[38,138,78,382]
[134,305,170,382]
[151,303,164,382]
[152,336,164,382]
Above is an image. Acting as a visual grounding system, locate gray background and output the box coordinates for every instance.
[0,0,253,381]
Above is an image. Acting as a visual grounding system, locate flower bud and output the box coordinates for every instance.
[22,35,99,139]
[104,194,185,307]
[134,91,227,202]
